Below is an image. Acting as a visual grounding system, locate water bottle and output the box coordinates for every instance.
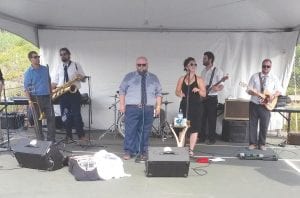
[178,109,183,119]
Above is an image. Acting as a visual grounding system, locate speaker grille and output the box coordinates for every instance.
[224,99,249,120]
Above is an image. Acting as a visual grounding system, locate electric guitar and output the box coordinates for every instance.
[239,82,278,111]
[206,74,229,97]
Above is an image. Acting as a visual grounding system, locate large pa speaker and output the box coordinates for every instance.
[224,99,249,120]
[222,119,249,143]
[12,138,64,171]
[145,147,190,177]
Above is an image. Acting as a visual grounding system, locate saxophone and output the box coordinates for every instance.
[52,76,81,101]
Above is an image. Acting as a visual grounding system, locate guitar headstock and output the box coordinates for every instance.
[222,74,229,82]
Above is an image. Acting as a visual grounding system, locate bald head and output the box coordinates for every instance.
[136,56,149,74]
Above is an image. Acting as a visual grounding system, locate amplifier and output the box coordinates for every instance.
[12,138,64,171]
[222,119,249,143]
[1,113,25,129]
[224,99,249,120]
[145,147,190,177]
[287,133,300,145]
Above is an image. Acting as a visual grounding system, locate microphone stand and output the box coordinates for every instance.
[185,71,190,122]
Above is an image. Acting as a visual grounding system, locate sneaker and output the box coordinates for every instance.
[135,155,147,163]
[123,153,131,160]
[259,145,267,151]
[248,144,256,150]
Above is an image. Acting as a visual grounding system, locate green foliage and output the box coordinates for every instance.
[0,31,38,89]
[287,46,300,95]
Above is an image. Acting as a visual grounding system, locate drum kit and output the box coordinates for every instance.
[99,91,173,141]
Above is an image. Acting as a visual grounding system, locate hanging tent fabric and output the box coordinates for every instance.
[0,0,300,129]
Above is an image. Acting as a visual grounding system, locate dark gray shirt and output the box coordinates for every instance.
[119,71,162,106]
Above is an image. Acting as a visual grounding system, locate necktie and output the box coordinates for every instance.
[64,64,69,82]
[262,76,268,91]
[141,73,147,105]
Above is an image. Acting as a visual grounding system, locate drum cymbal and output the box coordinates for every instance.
[109,95,119,98]
[162,101,173,105]
[161,92,169,95]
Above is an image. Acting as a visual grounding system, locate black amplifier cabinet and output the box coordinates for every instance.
[145,147,190,177]
[1,113,25,129]
[12,138,64,171]
[222,119,249,143]
[287,133,300,145]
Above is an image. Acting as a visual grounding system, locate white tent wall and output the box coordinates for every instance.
[38,29,298,132]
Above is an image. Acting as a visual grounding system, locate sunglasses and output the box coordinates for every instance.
[31,56,40,59]
[262,65,271,69]
[137,64,147,67]
[190,63,197,66]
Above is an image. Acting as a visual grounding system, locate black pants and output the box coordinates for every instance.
[249,102,270,146]
[200,96,218,141]
[60,91,84,138]
[31,95,56,142]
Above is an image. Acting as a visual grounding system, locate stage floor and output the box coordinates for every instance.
[0,128,300,198]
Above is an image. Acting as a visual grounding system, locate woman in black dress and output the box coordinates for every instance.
[175,57,206,156]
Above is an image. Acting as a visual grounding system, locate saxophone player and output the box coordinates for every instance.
[24,51,56,142]
[51,48,87,142]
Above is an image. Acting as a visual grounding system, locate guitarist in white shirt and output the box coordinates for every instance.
[200,51,224,144]
[247,59,282,150]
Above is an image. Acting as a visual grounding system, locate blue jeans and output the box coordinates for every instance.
[124,105,154,155]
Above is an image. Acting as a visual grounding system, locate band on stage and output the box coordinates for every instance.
[1,50,282,162]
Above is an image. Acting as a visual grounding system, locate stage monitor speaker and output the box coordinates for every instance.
[224,99,249,120]
[145,147,189,177]
[287,133,300,145]
[12,138,64,171]
[222,119,249,143]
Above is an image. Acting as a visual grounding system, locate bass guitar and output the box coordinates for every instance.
[206,74,229,97]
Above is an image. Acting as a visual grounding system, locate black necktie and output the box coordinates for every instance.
[262,76,268,91]
[64,64,69,82]
[141,73,147,105]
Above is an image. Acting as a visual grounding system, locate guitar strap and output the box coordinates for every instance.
[206,67,216,94]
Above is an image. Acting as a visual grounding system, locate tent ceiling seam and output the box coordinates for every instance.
[37,25,296,33]
[0,11,36,27]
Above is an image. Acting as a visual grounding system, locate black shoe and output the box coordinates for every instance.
[207,140,216,145]
[135,155,147,163]
[198,138,206,143]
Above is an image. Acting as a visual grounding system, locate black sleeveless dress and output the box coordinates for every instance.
[179,75,203,133]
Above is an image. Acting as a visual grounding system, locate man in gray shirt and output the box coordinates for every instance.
[119,56,162,163]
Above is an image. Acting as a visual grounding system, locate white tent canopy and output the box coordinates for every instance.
[1,0,300,130]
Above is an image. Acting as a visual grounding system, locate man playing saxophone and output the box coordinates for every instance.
[51,48,87,142]
[24,51,56,142]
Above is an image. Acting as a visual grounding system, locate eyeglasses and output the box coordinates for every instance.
[262,65,271,69]
[31,56,40,59]
[137,64,147,67]
[60,53,68,56]
[190,63,197,66]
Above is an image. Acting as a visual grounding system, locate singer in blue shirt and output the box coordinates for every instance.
[24,51,56,142]
[119,56,162,163]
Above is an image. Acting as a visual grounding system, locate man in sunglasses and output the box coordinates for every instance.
[119,56,162,163]
[24,51,56,142]
[51,48,87,143]
[200,51,224,144]
[247,59,282,150]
